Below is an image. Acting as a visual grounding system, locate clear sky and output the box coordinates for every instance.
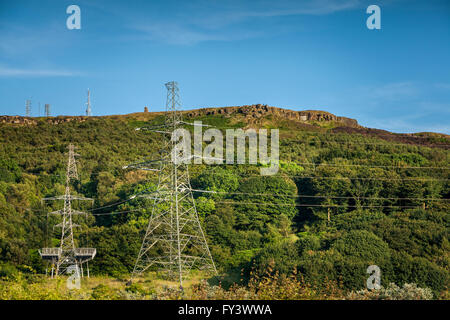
[0,0,449,133]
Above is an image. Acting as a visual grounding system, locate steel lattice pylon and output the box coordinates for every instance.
[128,81,217,289]
[40,144,95,277]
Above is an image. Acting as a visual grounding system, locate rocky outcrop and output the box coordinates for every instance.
[0,105,359,127]
[184,104,359,127]
[0,116,37,125]
[0,116,88,126]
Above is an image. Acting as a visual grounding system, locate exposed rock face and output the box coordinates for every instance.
[0,116,88,126]
[184,104,359,127]
[0,116,38,125]
[0,104,359,127]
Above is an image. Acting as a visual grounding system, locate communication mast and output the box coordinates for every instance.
[26,100,31,117]
[86,89,92,116]
[45,104,50,117]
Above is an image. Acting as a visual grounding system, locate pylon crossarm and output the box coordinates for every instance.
[192,154,224,162]
[48,209,64,214]
[174,155,224,163]
[136,167,160,172]
[49,209,87,215]
[42,196,64,201]
[71,210,88,215]
[42,195,93,201]
[70,195,94,201]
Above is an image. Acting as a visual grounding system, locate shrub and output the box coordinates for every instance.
[251,241,298,276]
[0,263,18,279]
[91,284,119,300]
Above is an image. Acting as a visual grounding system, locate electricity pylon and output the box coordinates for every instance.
[126,81,217,289]
[40,144,96,277]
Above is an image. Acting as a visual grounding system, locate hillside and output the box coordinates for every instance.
[0,105,449,299]
[2,104,448,147]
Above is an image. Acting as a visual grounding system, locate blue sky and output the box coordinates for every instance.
[0,0,449,133]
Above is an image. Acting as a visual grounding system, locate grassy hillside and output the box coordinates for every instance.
[0,106,448,299]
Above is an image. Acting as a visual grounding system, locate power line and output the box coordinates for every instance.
[87,198,133,212]
[214,201,426,209]
[40,168,447,182]
[272,175,449,181]
[22,207,140,216]
[287,138,450,148]
[4,138,449,151]
[189,169,449,181]
[23,161,450,177]
[87,209,140,216]
[290,162,450,170]
[9,188,449,216]
[10,190,158,215]
[190,189,450,202]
